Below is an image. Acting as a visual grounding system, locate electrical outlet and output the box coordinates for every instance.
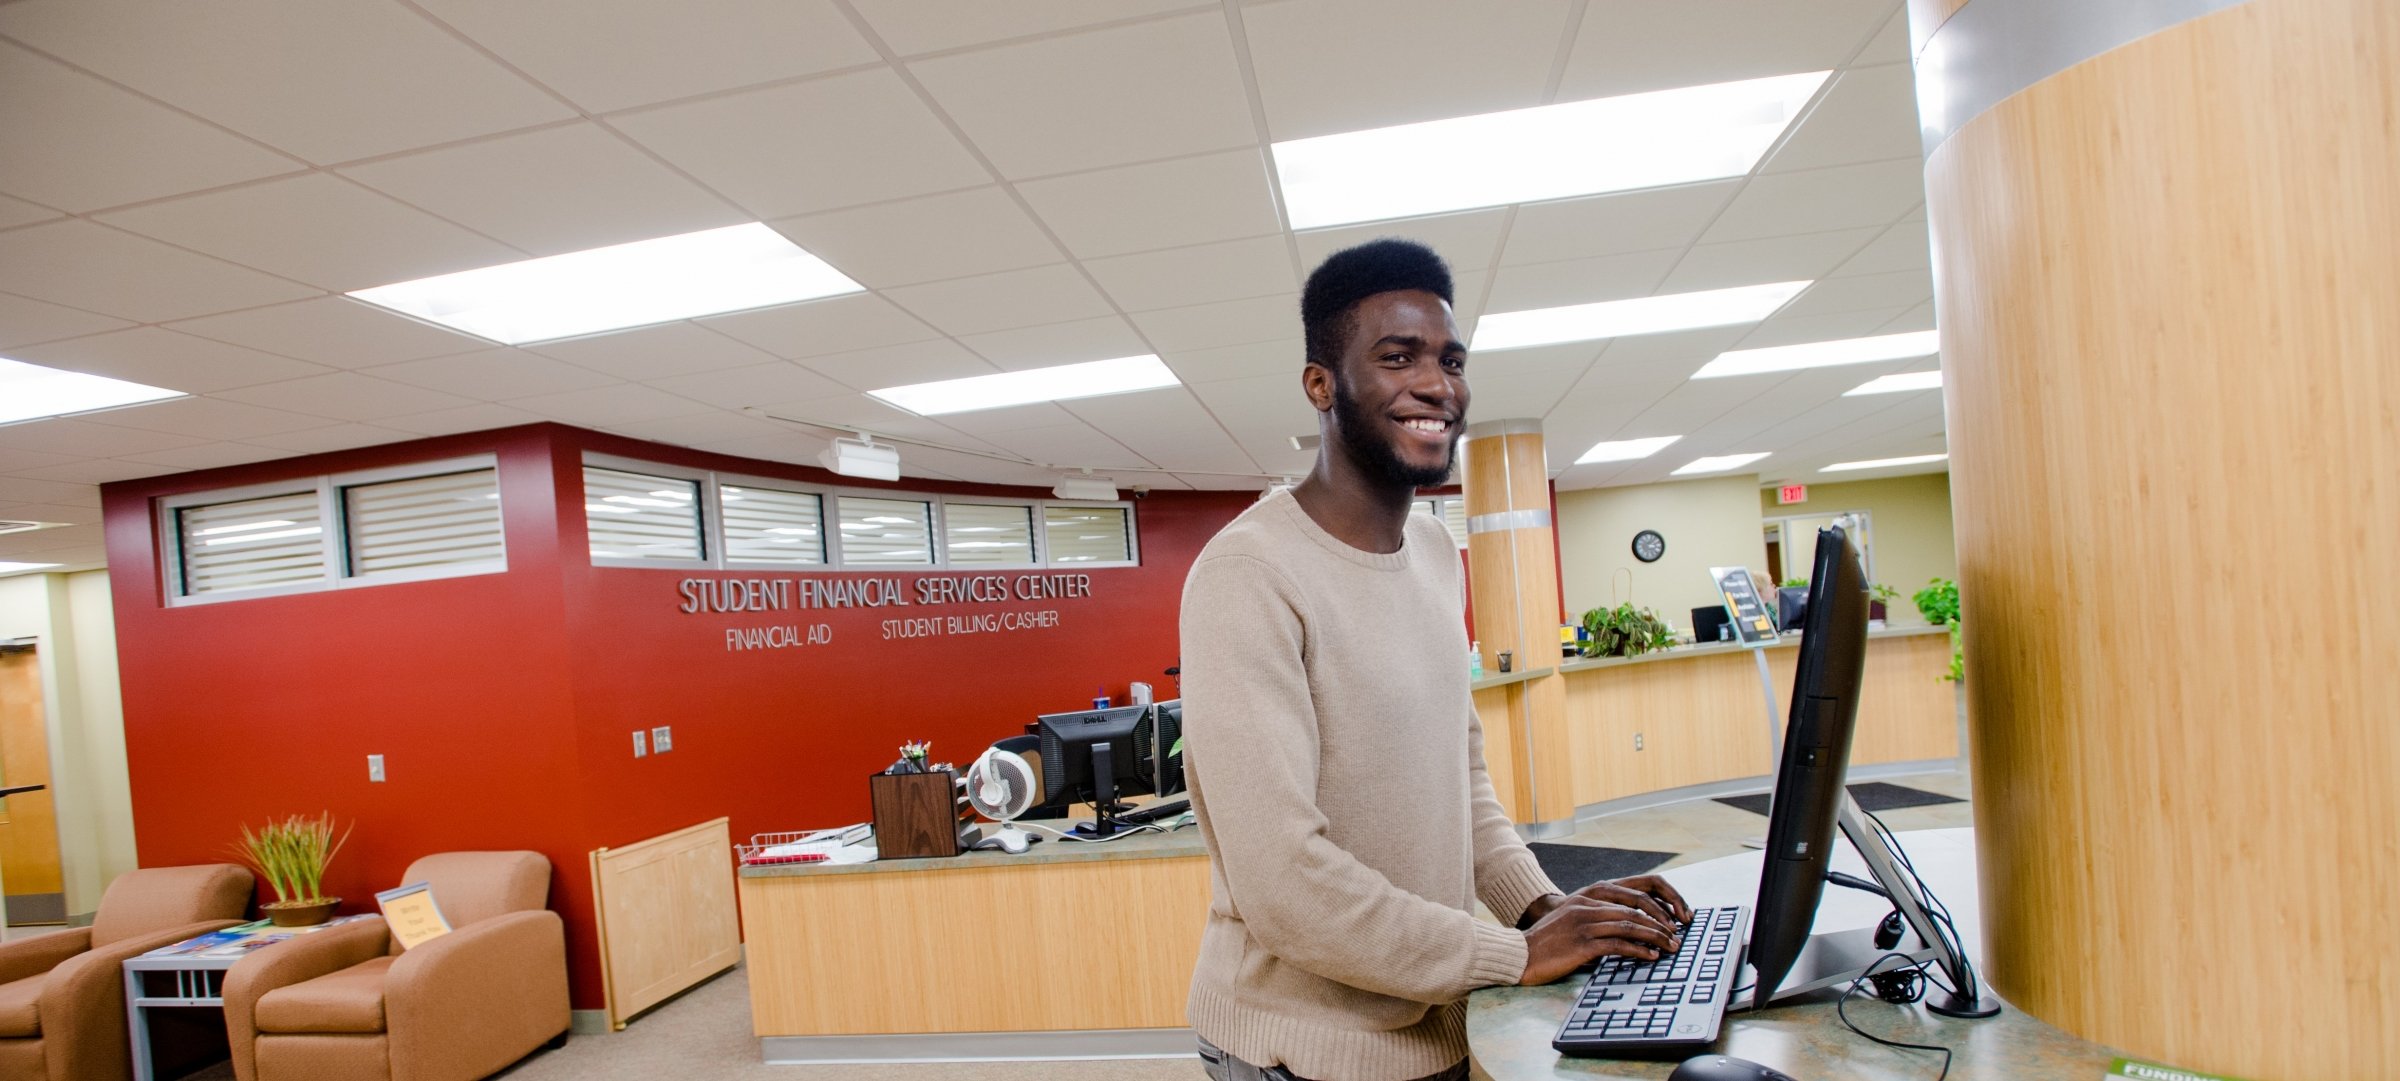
[632,730,648,758]
[651,726,672,753]
[368,754,385,782]
[1634,733,1644,751]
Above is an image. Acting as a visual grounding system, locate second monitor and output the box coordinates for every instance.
[1035,701,1183,837]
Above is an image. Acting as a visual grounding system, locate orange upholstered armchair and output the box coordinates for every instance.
[221,851,567,1081]
[0,863,254,1081]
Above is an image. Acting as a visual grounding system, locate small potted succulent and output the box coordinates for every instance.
[232,812,352,926]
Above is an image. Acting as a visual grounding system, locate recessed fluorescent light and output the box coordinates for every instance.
[1822,453,1948,473]
[347,223,863,345]
[0,357,185,425]
[1473,282,1810,351]
[1693,330,1940,379]
[0,562,62,575]
[1672,452,1772,475]
[1845,370,1944,396]
[1272,71,1830,228]
[1576,435,1682,464]
[869,355,1179,416]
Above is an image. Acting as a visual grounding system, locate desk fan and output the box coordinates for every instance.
[965,748,1037,853]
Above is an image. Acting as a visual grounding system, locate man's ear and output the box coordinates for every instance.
[1302,362,1336,414]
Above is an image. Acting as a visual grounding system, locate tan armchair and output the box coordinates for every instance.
[0,863,254,1081]
[222,851,567,1081]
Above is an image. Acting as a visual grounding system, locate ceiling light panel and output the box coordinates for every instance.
[1575,435,1682,465]
[869,355,1180,417]
[1272,71,1829,229]
[1670,452,1771,475]
[1693,329,1939,379]
[347,223,863,345]
[1845,369,1944,395]
[1474,281,1810,351]
[1823,453,1948,472]
[0,357,185,424]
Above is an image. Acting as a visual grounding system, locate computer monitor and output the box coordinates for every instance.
[1691,605,1734,644]
[1137,700,1185,798]
[1035,703,1154,837]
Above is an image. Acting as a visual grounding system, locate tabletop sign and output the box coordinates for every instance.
[374,882,452,951]
[1777,483,1808,505]
[1708,566,1779,647]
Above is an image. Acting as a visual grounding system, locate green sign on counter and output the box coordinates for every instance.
[2107,1058,2255,1081]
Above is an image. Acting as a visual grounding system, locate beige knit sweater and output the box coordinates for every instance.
[1179,489,1560,1081]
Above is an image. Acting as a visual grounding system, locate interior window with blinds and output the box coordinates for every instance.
[1043,506,1132,564]
[176,491,329,596]
[1442,498,1469,547]
[585,466,703,562]
[836,495,933,565]
[721,484,825,564]
[942,503,1035,565]
[342,469,503,577]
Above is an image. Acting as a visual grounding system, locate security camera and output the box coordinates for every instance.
[1131,485,1151,499]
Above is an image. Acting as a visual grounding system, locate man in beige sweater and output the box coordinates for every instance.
[1180,240,1693,1081]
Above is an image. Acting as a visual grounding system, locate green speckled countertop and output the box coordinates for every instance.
[1558,624,1948,673]
[738,819,1205,880]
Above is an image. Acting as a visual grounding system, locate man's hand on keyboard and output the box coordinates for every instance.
[1574,875,1692,929]
[1517,895,1682,986]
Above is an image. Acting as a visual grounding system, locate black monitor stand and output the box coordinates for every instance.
[1070,743,1134,838]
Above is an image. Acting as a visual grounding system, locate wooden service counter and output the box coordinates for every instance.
[738,825,1208,1062]
[1474,626,1958,825]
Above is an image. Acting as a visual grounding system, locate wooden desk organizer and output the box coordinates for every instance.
[868,769,965,859]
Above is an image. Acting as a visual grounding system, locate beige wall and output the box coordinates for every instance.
[0,572,137,917]
[1556,475,1769,634]
[1760,472,1957,625]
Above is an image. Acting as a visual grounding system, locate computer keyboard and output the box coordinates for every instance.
[1551,904,1750,1057]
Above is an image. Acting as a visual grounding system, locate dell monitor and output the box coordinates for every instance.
[1035,703,1155,837]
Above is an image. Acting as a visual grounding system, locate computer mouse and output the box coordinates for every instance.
[1668,1054,1801,1081]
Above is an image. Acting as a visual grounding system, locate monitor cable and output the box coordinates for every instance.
[1860,808,1992,1017]
[1836,952,1953,1081]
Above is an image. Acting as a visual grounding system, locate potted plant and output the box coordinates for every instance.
[1580,603,1675,659]
[1869,582,1898,626]
[232,812,352,926]
[1912,577,1965,682]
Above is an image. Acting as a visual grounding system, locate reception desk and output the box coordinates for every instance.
[1474,626,1958,826]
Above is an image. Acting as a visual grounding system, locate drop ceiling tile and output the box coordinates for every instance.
[340,124,747,257]
[1127,293,1297,353]
[698,294,943,359]
[5,458,181,485]
[1763,64,1923,174]
[379,403,551,437]
[510,384,713,426]
[1771,269,1933,320]
[797,339,998,392]
[117,441,296,470]
[1060,385,1217,432]
[10,328,333,393]
[958,317,1150,370]
[1857,7,1911,67]
[1701,159,1927,243]
[1657,228,1879,293]
[0,195,63,229]
[368,350,620,400]
[1295,210,1510,275]
[214,373,478,421]
[971,423,1139,466]
[1161,339,1302,385]
[0,449,81,474]
[0,418,209,457]
[908,14,1254,179]
[609,410,795,449]
[411,0,878,114]
[1732,307,1915,349]
[609,69,989,220]
[1880,301,1936,332]
[883,264,1115,336]
[0,221,318,323]
[932,403,1079,437]
[0,293,135,349]
[847,0,1204,55]
[0,476,100,506]
[1500,182,1739,266]
[97,173,524,292]
[1085,236,1296,313]
[695,431,829,465]
[79,395,325,439]
[1833,220,1932,276]
[0,42,301,212]
[769,187,1062,289]
[1555,0,1893,100]
[1243,0,1570,139]
[767,392,941,434]
[0,502,99,527]
[644,362,852,410]
[0,0,574,164]
[1481,250,1681,314]
[242,423,415,454]
[1017,149,1282,259]
[528,322,779,379]
[167,296,486,368]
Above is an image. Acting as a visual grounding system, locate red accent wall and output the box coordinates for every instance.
[102,423,1252,1009]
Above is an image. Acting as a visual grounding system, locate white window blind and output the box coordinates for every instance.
[1442,498,1469,548]
[943,503,1034,565]
[721,485,825,564]
[1043,506,1131,564]
[343,469,503,576]
[176,491,328,596]
[836,495,932,565]
[585,466,703,562]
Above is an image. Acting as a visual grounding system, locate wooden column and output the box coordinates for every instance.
[1919,0,2399,1075]
[1461,419,1572,826]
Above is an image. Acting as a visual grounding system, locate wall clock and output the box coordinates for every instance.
[1632,529,1666,563]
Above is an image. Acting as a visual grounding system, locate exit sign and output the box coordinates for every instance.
[1777,484,1808,505]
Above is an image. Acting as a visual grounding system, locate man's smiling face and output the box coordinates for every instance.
[1320,288,1470,490]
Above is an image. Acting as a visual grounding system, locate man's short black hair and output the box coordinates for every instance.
[1300,238,1454,372]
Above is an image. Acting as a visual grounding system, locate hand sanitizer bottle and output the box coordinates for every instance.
[1469,641,1484,680]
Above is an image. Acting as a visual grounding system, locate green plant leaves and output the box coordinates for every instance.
[1579,602,1674,658]
[230,812,352,905]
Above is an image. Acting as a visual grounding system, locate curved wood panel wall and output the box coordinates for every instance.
[1923,0,2399,1074]
[1463,421,1573,823]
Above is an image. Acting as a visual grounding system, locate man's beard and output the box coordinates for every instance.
[1331,377,1457,490]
